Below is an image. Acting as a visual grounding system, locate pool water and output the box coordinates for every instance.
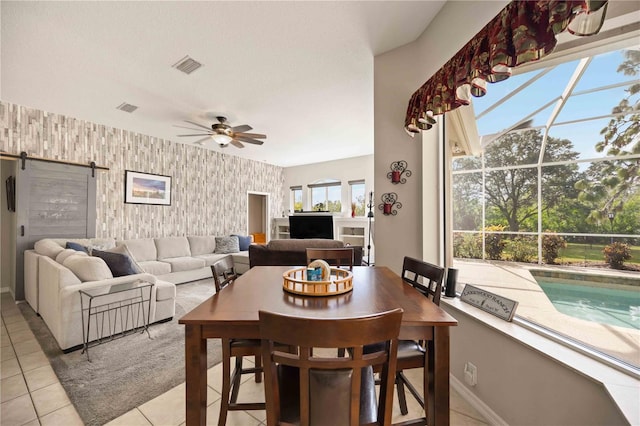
[538,281,640,330]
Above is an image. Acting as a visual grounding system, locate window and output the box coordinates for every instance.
[309,180,341,213]
[290,186,302,212]
[452,45,640,370]
[349,180,366,216]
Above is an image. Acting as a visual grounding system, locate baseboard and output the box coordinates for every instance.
[450,374,509,426]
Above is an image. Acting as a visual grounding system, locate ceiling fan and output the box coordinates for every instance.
[175,116,266,148]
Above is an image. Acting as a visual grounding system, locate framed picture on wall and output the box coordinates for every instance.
[124,170,172,206]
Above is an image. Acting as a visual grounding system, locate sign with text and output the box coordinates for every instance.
[460,285,519,322]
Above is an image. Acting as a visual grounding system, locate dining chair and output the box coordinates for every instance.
[259,308,403,426]
[394,256,445,419]
[305,247,355,270]
[211,256,265,426]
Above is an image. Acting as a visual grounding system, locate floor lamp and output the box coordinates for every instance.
[366,191,374,266]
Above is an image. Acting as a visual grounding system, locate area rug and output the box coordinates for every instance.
[19,279,223,426]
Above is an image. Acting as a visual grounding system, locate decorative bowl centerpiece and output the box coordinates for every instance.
[283,262,353,296]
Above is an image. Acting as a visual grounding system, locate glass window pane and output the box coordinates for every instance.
[485,169,537,232]
[292,189,302,212]
[327,185,342,212]
[541,163,585,233]
[573,49,639,93]
[474,60,579,136]
[484,129,542,167]
[557,84,636,123]
[351,183,365,216]
[452,156,482,171]
[452,172,483,231]
[311,187,325,211]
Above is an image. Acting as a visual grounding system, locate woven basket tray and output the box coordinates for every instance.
[283,267,353,296]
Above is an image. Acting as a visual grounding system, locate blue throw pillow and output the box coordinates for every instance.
[92,249,142,277]
[66,242,89,254]
[231,234,252,251]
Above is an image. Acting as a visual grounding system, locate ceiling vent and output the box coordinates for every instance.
[116,102,138,113]
[172,55,203,74]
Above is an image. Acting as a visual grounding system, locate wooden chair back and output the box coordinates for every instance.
[259,309,402,426]
[211,256,238,292]
[306,247,355,270]
[401,256,445,305]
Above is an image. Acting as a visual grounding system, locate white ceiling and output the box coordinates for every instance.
[1,1,446,167]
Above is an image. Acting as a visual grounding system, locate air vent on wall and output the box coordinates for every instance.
[172,55,203,74]
[116,102,138,113]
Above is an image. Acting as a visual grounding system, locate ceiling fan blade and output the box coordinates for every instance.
[174,124,209,131]
[193,136,212,145]
[177,133,213,137]
[230,140,245,149]
[235,132,266,139]
[234,135,264,145]
[231,124,252,133]
[184,120,213,131]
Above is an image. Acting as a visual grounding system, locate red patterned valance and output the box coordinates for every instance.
[404,0,608,135]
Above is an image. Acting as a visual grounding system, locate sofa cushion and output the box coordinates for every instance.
[162,256,205,272]
[155,280,176,302]
[155,236,191,260]
[34,239,65,259]
[63,254,113,282]
[66,241,89,253]
[231,251,250,265]
[92,249,143,277]
[195,253,229,266]
[56,248,87,264]
[187,236,216,256]
[119,239,157,262]
[215,236,240,254]
[231,234,252,251]
[137,260,172,276]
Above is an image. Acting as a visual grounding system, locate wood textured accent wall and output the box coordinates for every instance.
[0,101,284,239]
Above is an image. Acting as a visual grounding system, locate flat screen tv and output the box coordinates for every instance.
[288,215,334,239]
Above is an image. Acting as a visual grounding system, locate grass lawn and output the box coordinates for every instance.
[559,242,640,266]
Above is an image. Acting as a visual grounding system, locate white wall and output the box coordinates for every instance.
[282,154,374,217]
[374,1,629,424]
[374,1,507,271]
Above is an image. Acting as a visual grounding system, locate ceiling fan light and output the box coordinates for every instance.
[211,133,232,145]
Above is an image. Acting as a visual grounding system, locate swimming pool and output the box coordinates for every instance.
[537,281,640,330]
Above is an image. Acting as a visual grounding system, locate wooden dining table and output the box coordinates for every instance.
[179,265,458,426]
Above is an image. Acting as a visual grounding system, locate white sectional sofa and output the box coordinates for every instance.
[24,235,250,351]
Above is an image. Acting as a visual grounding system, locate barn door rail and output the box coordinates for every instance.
[0,151,109,176]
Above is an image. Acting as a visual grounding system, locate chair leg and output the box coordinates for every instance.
[254,354,262,383]
[230,356,243,403]
[219,341,232,426]
[396,372,409,415]
[398,371,425,410]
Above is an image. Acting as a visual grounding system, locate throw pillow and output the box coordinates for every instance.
[56,248,87,264]
[231,234,252,251]
[214,236,240,254]
[66,242,90,254]
[63,254,113,282]
[34,239,65,259]
[92,249,142,277]
[107,245,143,272]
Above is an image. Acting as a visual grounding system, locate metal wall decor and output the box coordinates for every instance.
[387,160,411,184]
[378,192,402,216]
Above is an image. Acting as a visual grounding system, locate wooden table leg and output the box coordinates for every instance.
[428,326,450,426]
[185,324,207,426]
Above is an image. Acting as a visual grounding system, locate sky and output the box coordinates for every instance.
[471,48,638,162]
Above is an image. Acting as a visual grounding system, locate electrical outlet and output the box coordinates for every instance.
[464,362,477,386]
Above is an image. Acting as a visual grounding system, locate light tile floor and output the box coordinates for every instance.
[1,293,489,425]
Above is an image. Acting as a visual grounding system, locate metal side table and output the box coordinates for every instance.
[79,280,153,361]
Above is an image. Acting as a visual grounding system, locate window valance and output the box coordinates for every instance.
[404,0,608,135]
